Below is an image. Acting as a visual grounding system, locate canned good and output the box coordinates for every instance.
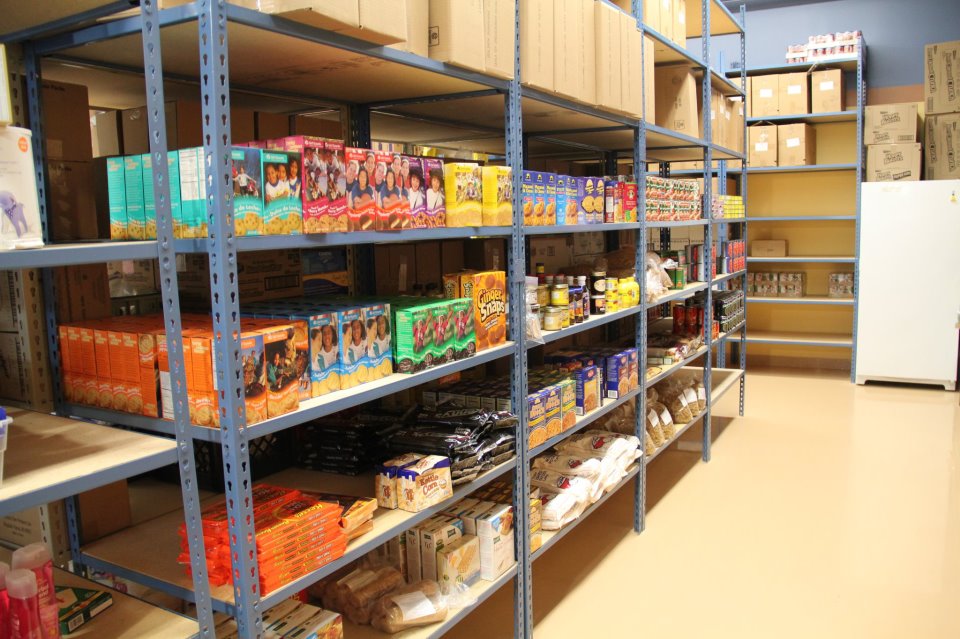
[673,305,686,334]
[543,307,563,331]
[550,283,569,306]
[592,294,606,315]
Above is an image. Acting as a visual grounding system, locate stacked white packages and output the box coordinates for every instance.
[533,431,641,530]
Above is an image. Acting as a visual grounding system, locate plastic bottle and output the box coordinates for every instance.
[6,569,40,639]
[578,276,590,320]
[11,544,58,639]
[1,561,11,639]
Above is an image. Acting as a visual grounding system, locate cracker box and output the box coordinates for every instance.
[104,157,127,240]
[260,323,300,418]
[397,455,453,512]
[558,378,576,431]
[345,147,377,231]
[527,389,547,449]
[459,501,496,536]
[306,311,340,396]
[335,306,368,388]
[469,270,507,351]
[376,453,425,509]
[444,162,482,227]
[393,301,435,373]
[141,153,157,240]
[575,365,599,415]
[543,384,562,438]
[324,139,348,231]
[404,156,429,228]
[605,350,630,399]
[437,534,481,588]
[429,300,456,365]
[555,174,567,225]
[285,135,325,234]
[481,165,512,226]
[380,152,410,230]
[124,154,146,240]
[625,347,639,390]
[372,151,391,230]
[239,330,268,423]
[623,181,638,222]
[231,146,264,236]
[577,177,604,224]
[450,297,476,360]
[262,150,303,235]
[544,172,558,225]
[521,170,536,226]
[421,520,464,581]
[362,302,393,380]
[177,147,206,239]
[423,158,446,227]
[475,503,515,580]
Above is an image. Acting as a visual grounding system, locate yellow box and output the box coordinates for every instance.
[481,165,513,226]
[443,162,482,227]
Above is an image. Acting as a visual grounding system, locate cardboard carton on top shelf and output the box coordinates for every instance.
[864,103,921,145]
[594,0,622,112]
[235,0,406,45]
[925,113,960,180]
[93,110,121,158]
[484,0,516,80]
[520,0,554,91]
[777,123,816,166]
[389,0,429,58]
[654,65,699,137]
[749,74,779,118]
[672,0,686,47]
[866,143,921,182]
[427,0,485,73]
[778,72,809,115]
[553,0,576,100]
[643,35,656,122]
[620,10,643,119]
[658,0,673,41]
[751,240,787,258]
[811,69,844,113]
[641,0,660,33]
[748,125,777,167]
[579,0,597,105]
[40,80,92,162]
[122,102,255,154]
[924,40,960,115]
[256,112,290,140]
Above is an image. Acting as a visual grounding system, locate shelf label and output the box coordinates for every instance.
[786,138,801,148]
[819,80,835,91]
[787,84,802,95]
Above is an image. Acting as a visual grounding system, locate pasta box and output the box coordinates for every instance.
[527,389,547,449]
[575,365,599,415]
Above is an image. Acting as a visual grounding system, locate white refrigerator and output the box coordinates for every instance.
[856,181,960,390]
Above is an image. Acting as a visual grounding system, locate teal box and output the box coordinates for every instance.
[105,157,127,240]
[177,147,205,238]
[261,150,303,235]
[123,154,145,239]
[141,153,156,239]
[167,151,182,237]
[231,146,264,236]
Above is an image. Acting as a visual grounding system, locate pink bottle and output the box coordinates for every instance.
[11,545,58,639]
[1,562,11,639]
[5,569,40,639]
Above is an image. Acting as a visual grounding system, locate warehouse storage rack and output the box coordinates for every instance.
[0,1,745,637]
[728,43,865,380]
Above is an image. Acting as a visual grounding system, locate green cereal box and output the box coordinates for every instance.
[527,389,547,449]
[307,311,340,396]
[544,384,562,438]
[430,301,456,365]
[141,154,157,240]
[167,151,183,239]
[262,150,303,235]
[393,302,435,374]
[450,297,475,360]
[124,154,145,239]
[231,146,264,236]
[105,157,127,240]
[363,303,393,380]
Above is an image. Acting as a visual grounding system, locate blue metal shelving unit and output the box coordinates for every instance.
[0,1,746,636]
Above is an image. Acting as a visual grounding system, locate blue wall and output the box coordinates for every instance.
[709,0,960,88]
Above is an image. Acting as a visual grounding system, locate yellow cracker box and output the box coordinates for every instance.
[443,162,482,227]
[481,165,512,226]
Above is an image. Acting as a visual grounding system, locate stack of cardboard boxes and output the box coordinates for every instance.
[864,103,922,182]
[747,69,845,167]
[924,40,960,180]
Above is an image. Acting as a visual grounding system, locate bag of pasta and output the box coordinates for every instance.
[689,379,707,412]
[646,407,665,446]
[650,399,675,439]
[656,378,695,424]
[370,580,448,633]
[644,430,656,456]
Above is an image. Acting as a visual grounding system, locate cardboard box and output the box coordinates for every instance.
[123,102,255,153]
[40,80,92,162]
[520,0,554,91]
[0,502,70,567]
[777,73,808,115]
[672,0,686,47]
[750,74,779,118]
[620,11,643,118]
[93,110,121,157]
[554,0,576,99]
[79,481,133,544]
[865,103,921,145]
[658,0,673,41]
[47,161,103,241]
[594,0,621,112]
[751,239,787,258]
[925,40,960,115]
[389,0,429,57]
[428,0,485,73]
[255,112,290,140]
[641,0,659,33]
[748,125,777,167]
[925,113,960,180]
[579,0,596,105]
[777,123,816,166]
[811,69,844,113]
[654,65,699,137]
[177,249,303,308]
[643,35,655,122]
[239,0,405,45]
[866,143,922,182]
[484,0,515,80]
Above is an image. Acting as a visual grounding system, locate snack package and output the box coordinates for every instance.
[346,147,377,231]
[376,453,425,509]
[363,303,393,380]
[450,297,476,360]
[444,162,482,227]
[423,158,446,227]
[262,149,303,235]
[307,311,341,396]
[260,323,300,418]
[335,306,368,389]
[437,535,481,589]
[481,165,512,226]
[370,580,448,633]
[341,566,405,625]
[469,270,507,351]
[231,146,264,236]
[397,455,453,512]
[404,156,428,228]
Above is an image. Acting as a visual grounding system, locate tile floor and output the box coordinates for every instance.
[447,369,960,638]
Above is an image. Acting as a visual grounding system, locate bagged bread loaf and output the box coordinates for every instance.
[342,566,405,625]
[371,580,448,633]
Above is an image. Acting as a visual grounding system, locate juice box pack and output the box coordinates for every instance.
[481,165,512,226]
[262,150,303,235]
[231,146,264,236]
[345,147,376,231]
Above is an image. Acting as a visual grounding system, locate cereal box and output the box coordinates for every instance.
[285,136,325,234]
[527,390,547,449]
[470,270,507,351]
[481,165,512,226]
[178,147,205,239]
[345,147,376,231]
[575,365,599,415]
[323,139,348,231]
[475,504,515,580]
[544,172,557,225]
[393,301,434,374]
[421,520,464,581]
[384,152,410,229]
[363,303,393,380]
[141,154,157,240]
[605,350,630,399]
[623,181,638,222]
[404,156,428,228]
[444,162,482,227]
[450,297,475,360]
[532,171,547,226]
[135,330,159,417]
[167,150,183,239]
[262,150,303,235]
[563,175,578,225]
[240,330,267,423]
[543,384,562,438]
[231,146,264,236]
[437,535,481,588]
[372,151,392,230]
[423,158,446,227]
[625,347,638,389]
[555,175,568,225]
[103,157,127,240]
[260,324,300,418]
[376,453,425,509]
[429,300,456,365]
[124,154,146,240]
[521,170,536,226]
[397,455,453,512]
[329,306,365,388]
[558,378,576,431]
[577,177,605,224]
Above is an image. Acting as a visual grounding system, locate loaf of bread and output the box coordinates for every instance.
[370,580,448,633]
[341,567,405,625]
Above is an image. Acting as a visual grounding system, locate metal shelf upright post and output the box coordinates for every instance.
[701,0,715,462]
[633,0,648,536]
[851,43,866,383]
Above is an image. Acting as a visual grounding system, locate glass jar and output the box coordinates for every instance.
[543,306,563,331]
[550,283,569,307]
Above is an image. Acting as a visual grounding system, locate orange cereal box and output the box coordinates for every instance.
[470,270,507,351]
